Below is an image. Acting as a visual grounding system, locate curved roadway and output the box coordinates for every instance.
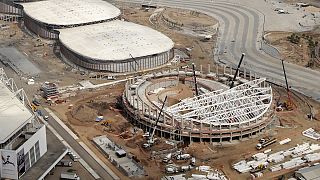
[122,0,320,101]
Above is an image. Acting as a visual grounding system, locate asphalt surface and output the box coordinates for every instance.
[121,0,320,101]
[43,111,114,180]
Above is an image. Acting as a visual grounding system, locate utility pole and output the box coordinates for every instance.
[230,53,245,89]
[192,63,199,96]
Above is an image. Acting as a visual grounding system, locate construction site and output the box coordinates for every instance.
[1,0,320,180]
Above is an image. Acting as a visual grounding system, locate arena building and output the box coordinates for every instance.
[0,0,22,15]
[58,20,174,73]
[0,68,47,179]
[21,0,121,39]
[122,66,274,143]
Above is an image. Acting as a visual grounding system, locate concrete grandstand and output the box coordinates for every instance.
[122,66,274,143]
[59,20,174,72]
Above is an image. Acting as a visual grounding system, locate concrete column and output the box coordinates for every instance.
[208,64,210,73]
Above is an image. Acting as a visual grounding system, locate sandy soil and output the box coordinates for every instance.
[49,78,320,179]
[119,4,218,73]
[265,31,320,70]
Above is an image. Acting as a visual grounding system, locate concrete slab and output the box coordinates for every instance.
[0,47,41,75]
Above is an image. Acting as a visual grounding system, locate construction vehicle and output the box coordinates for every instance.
[29,103,38,112]
[165,164,179,174]
[57,160,73,167]
[100,119,112,127]
[143,96,167,148]
[256,138,277,150]
[60,172,80,180]
[163,153,172,163]
[190,157,196,166]
[250,162,268,173]
[176,154,191,160]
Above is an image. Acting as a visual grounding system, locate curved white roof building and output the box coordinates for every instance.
[22,0,121,26]
[21,0,120,39]
[59,20,174,72]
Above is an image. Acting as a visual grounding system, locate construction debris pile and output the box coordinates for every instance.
[233,142,320,176]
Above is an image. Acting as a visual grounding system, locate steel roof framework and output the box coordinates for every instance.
[167,78,272,126]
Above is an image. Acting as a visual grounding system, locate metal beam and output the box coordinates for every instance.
[230,53,245,89]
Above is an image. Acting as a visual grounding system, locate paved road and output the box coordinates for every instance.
[42,110,114,180]
[121,0,320,101]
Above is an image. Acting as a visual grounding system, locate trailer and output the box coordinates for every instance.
[256,138,277,150]
[60,172,80,180]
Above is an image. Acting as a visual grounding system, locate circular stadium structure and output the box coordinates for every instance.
[21,0,121,39]
[58,20,174,73]
[122,68,274,142]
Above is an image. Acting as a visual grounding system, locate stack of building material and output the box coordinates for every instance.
[302,128,320,140]
[279,138,291,145]
[42,82,59,99]
[206,170,228,180]
[304,153,320,162]
[270,164,282,172]
[268,154,285,163]
[233,160,252,173]
[252,153,268,161]
[281,157,306,169]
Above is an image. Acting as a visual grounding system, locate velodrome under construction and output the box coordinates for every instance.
[122,65,274,142]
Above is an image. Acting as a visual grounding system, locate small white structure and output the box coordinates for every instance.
[279,138,291,145]
[302,128,320,140]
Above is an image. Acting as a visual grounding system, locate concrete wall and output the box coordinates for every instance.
[24,14,59,39]
[0,0,22,15]
[60,43,174,73]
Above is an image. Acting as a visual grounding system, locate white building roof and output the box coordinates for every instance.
[0,81,33,144]
[21,0,121,26]
[58,20,174,61]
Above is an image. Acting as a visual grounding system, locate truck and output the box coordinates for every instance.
[57,160,72,167]
[256,138,277,150]
[60,172,80,180]
[163,153,172,163]
[176,154,191,160]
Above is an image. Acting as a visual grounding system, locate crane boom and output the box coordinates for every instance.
[149,96,167,143]
[230,53,245,89]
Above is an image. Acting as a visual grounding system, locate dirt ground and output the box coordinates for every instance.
[1,4,320,180]
[49,78,320,179]
[265,30,320,71]
[118,4,218,73]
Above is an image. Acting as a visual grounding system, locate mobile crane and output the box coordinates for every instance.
[143,96,167,148]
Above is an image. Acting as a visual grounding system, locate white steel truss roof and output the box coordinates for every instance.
[167,78,272,126]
